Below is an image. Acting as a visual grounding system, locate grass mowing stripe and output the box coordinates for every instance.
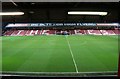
[67,35,118,72]
[65,36,79,73]
[2,37,37,71]
[9,36,75,72]
[2,35,118,73]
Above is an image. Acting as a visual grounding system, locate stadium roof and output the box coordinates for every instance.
[2,2,119,23]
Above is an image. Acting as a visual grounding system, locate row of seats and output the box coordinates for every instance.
[4,30,56,36]
[75,29,119,35]
[3,29,120,36]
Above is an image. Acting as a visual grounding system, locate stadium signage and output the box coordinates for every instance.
[77,23,96,26]
[6,23,119,27]
[6,23,30,27]
[97,23,119,26]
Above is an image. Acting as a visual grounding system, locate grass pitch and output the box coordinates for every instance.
[2,35,119,73]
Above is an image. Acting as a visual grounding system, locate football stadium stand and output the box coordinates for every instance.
[3,29,120,36]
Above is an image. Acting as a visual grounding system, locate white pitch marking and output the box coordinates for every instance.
[65,36,79,73]
[1,71,117,74]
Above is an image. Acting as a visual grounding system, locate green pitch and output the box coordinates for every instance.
[2,35,119,73]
